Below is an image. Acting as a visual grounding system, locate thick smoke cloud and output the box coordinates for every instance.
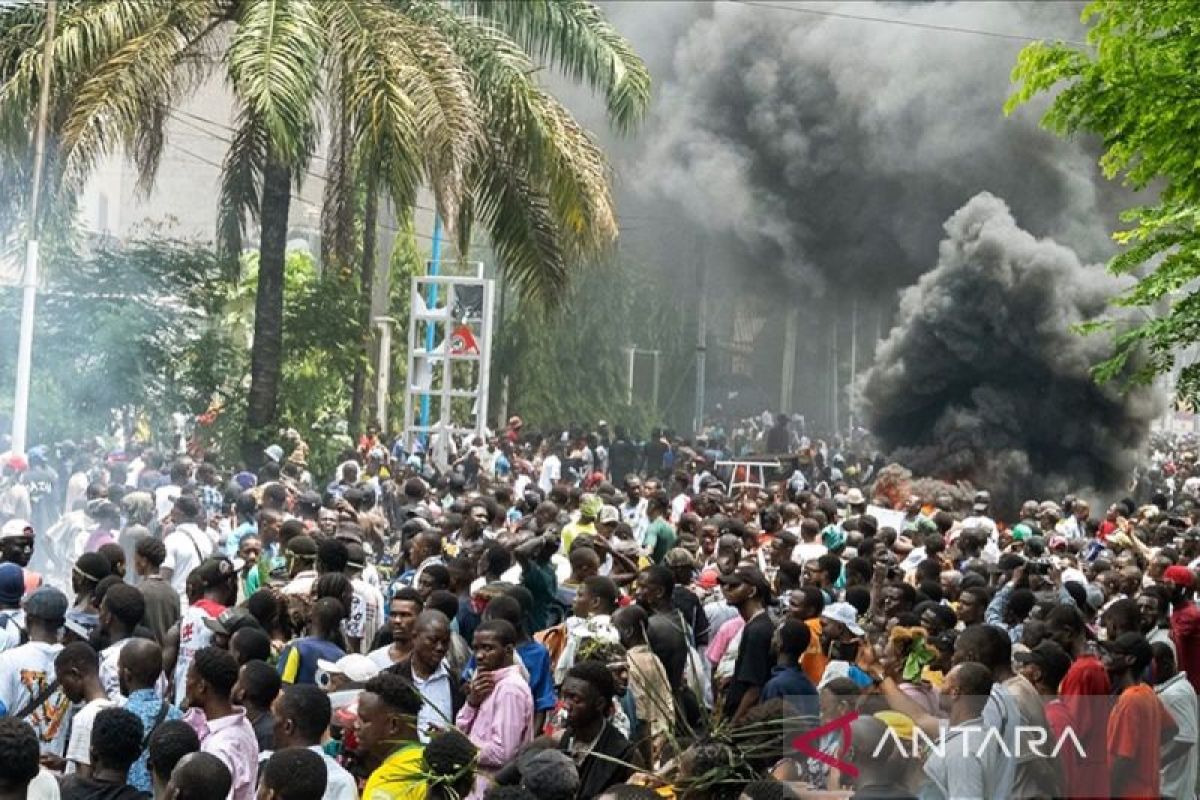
[855,192,1162,511]
[622,1,1123,292]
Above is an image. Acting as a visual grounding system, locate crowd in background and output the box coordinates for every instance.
[0,416,1195,800]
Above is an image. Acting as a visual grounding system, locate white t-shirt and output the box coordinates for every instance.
[65,697,115,771]
[538,455,561,493]
[347,578,384,654]
[28,769,59,800]
[311,745,357,800]
[100,638,166,702]
[174,602,219,705]
[162,523,214,598]
[1157,672,1199,800]
[154,485,183,520]
[0,641,68,755]
[793,542,827,567]
[0,609,26,653]
[367,645,399,670]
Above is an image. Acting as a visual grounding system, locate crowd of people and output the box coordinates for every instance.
[0,418,1197,800]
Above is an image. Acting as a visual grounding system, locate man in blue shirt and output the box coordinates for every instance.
[762,617,819,718]
[120,638,182,793]
[278,599,346,685]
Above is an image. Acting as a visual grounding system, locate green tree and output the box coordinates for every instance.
[1007,1,1200,397]
[0,0,649,459]
[496,258,689,435]
[0,236,242,444]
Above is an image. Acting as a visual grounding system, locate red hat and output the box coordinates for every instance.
[1164,565,1194,589]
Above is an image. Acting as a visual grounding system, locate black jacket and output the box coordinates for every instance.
[561,722,635,799]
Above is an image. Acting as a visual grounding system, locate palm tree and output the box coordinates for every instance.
[0,0,649,458]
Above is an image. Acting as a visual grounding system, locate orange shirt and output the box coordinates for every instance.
[800,617,827,684]
[1106,682,1176,800]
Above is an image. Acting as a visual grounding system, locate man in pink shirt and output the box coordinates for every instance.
[456,620,533,800]
[183,646,260,800]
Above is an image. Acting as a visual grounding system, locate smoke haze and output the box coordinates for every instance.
[854,192,1162,511]
[615,0,1122,292]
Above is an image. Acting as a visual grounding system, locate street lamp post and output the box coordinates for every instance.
[10,0,58,456]
[374,316,396,433]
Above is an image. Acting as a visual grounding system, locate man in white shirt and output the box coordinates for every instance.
[792,518,827,567]
[0,587,70,756]
[538,447,562,494]
[268,684,358,800]
[620,476,649,545]
[154,461,192,520]
[923,662,1007,800]
[56,640,114,775]
[1153,642,1200,800]
[97,583,148,701]
[961,490,999,540]
[162,496,214,601]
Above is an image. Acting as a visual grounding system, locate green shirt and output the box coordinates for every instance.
[644,519,677,564]
[521,560,558,632]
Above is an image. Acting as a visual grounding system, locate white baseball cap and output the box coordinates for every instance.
[316,654,381,684]
[822,601,865,637]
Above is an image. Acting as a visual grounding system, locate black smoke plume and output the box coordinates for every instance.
[614,1,1126,293]
[854,192,1162,512]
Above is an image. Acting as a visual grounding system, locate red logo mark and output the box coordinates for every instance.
[791,711,860,778]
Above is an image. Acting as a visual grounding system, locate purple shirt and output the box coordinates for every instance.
[456,664,533,798]
[84,528,116,553]
[183,707,260,800]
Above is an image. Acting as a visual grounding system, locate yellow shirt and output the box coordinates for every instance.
[364,744,426,800]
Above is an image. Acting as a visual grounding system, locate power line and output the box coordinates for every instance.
[169,108,445,217]
[728,1,1089,47]
[169,142,440,244]
[167,110,443,218]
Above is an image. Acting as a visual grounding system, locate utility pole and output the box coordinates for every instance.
[693,248,708,436]
[374,316,396,432]
[11,0,57,457]
[830,300,840,436]
[780,307,799,413]
[848,295,858,437]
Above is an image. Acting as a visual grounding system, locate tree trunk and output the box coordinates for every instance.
[243,158,291,464]
[348,183,379,437]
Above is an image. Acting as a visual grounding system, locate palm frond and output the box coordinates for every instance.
[227,0,323,168]
[465,136,568,305]
[324,0,479,225]
[457,0,650,133]
[56,0,218,194]
[405,7,616,299]
[217,108,268,267]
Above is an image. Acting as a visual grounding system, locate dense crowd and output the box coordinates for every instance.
[0,416,1197,800]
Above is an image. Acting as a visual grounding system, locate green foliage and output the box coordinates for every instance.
[225,248,361,473]
[0,236,240,445]
[495,258,688,436]
[1007,1,1200,401]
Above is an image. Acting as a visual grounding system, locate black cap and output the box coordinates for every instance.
[286,536,318,558]
[1013,640,1072,678]
[718,566,774,603]
[1099,631,1153,671]
[193,556,236,589]
[203,608,264,637]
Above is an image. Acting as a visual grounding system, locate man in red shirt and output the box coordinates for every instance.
[1016,640,1082,797]
[1051,603,1111,799]
[1163,565,1200,695]
[1102,631,1177,800]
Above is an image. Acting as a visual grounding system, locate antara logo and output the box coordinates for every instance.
[791,710,860,779]
[791,712,1088,776]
